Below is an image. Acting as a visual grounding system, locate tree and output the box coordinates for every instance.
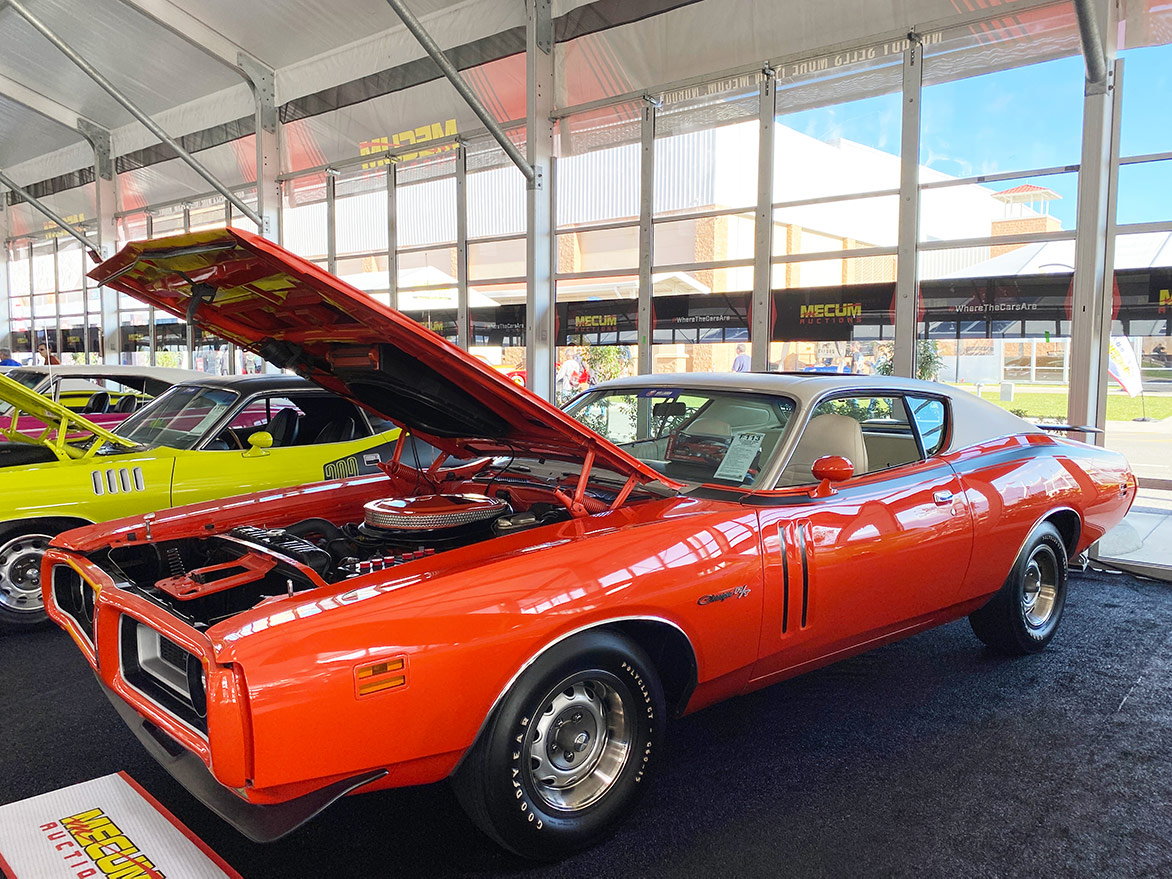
[579,344,632,385]
[874,340,944,382]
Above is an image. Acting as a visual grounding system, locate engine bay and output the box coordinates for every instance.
[98,489,572,629]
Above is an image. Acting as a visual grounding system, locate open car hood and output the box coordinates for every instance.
[90,229,666,486]
[0,371,137,460]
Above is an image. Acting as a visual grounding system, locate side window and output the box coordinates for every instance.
[782,395,922,485]
[906,396,948,456]
[228,396,307,447]
[283,395,371,446]
[364,411,398,435]
[97,379,150,414]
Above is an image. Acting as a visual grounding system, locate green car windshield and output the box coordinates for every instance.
[114,385,239,450]
[563,387,796,487]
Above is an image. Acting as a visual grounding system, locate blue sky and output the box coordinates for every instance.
[779,45,1172,231]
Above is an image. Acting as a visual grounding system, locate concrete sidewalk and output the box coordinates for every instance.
[1095,487,1172,573]
[1104,418,1172,486]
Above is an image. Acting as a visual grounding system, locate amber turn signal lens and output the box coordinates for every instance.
[355,657,407,696]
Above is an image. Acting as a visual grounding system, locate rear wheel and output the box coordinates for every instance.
[452,630,665,860]
[0,526,57,629]
[969,522,1068,654]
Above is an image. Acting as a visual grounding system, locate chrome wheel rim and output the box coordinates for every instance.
[1021,547,1059,629]
[0,533,52,614]
[525,675,632,812]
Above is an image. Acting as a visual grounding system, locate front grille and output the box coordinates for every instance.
[52,565,96,647]
[158,635,188,671]
[119,617,207,734]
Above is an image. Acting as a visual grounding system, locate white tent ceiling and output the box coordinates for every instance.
[0,0,240,129]
[166,0,468,69]
[0,0,1155,212]
[0,92,85,167]
[0,0,504,179]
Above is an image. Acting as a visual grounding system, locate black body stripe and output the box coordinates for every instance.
[798,523,809,628]
[780,524,789,634]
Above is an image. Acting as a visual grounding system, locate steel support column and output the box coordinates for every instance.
[456,145,469,349]
[387,164,399,310]
[751,70,777,372]
[238,55,279,238]
[637,100,656,376]
[525,0,555,400]
[325,172,337,274]
[893,33,924,378]
[1068,0,1118,442]
[79,119,121,363]
[0,204,9,351]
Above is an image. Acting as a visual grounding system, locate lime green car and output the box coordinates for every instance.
[0,371,400,628]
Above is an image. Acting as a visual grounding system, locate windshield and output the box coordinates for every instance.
[0,370,47,416]
[564,387,796,487]
[114,385,239,450]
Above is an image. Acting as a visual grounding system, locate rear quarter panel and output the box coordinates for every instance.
[944,432,1134,603]
[208,496,763,793]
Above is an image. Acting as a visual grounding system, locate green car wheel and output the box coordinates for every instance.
[0,526,56,628]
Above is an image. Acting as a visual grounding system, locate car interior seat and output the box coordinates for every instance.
[313,417,358,444]
[680,416,731,438]
[114,395,139,414]
[261,407,299,447]
[778,413,868,486]
[81,391,111,414]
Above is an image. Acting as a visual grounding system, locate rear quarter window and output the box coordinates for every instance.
[906,396,948,455]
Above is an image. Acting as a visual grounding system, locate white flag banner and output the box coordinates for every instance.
[0,772,239,879]
[1107,336,1143,398]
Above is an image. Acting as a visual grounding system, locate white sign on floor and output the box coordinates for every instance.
[0,772,239,879]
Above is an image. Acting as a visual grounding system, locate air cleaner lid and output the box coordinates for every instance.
[363,494,509,531]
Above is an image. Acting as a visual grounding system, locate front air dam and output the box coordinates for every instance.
[98,676,387,842]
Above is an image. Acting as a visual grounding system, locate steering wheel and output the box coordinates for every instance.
[218,427,245,450]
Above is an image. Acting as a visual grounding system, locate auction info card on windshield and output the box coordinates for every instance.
[0,772,238,879]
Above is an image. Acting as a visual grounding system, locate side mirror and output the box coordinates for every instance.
[244,430,273,458]
[810,455,853,497]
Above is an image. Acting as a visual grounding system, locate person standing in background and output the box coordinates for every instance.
[556,352,583,402]
[731,343,751,372]
[36,343,61,365]
[0,348,20,367]
[849,342,866,374]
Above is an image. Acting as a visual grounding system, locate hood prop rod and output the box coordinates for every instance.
[554,448,597,518]
[609,475,639,511]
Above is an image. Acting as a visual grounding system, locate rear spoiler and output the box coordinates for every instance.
[1035,424,1104,435]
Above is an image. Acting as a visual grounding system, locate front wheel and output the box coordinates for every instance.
[0,527,57,629]
[969,521,1068,654]
[452,630,665,860]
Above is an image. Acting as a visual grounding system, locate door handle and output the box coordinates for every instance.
[933,490,954,505]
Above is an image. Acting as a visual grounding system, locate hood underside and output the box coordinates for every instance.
[90,229,664,486]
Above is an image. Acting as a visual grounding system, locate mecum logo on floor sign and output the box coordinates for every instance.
[41,807,164,879]
[0,773,237,879]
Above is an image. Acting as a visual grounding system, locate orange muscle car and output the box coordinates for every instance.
[45,230,1135,860]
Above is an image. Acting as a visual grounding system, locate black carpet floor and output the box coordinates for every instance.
[2,568,1170,878]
